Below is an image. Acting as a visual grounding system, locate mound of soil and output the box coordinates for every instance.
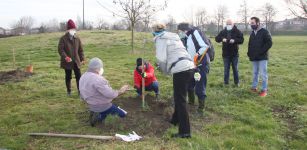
[96,96,173,137]
[77,95,174,137]
[0,69,32,84]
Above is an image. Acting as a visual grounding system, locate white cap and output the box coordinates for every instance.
[88,57,103,70]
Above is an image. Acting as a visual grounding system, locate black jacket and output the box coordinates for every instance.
[215,26,244,57]
[247,28,272,61]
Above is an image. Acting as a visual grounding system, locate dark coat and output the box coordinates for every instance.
[247,28,273,61]
[215,25,244,57]
[58,33,85,69]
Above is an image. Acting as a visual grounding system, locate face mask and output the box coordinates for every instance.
[178,31,187,39]
[69,29,76,36]
[226,25,233,31]
[251,25,258,30]
[98,68,104,76]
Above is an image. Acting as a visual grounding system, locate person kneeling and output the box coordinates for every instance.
[133,58,160,100]
[79,57,129,126]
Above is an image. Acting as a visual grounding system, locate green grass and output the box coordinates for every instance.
[0,30,306,150]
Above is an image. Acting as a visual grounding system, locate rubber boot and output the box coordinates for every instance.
[66,80,71,96]
[197,99,205,116]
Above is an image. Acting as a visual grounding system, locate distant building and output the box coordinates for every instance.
[275,17,307,31]
[0,27,6,35]
[30,28,40,34]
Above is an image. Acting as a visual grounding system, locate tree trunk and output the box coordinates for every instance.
[131,23,135,53]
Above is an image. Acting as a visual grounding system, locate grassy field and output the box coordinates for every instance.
[0,30,306,150]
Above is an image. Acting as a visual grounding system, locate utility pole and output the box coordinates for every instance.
[83,0,85,30]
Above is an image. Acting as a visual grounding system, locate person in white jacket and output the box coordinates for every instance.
[153,24,195,138]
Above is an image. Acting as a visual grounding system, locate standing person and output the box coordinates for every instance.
[58,19,85,96]
[248,17,273,97]
[153,24,195,138]
[177,23,212,114]
[79,58,129,126]
[133,58,160,100]
[215,19,244,86]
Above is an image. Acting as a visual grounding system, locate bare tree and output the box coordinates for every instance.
[96,18,109,30]
[285,0,307,19]
[11,16,35,35]
[108,0,167,53]
[215,5,228,33]
[260,3,277,32]
[39,23,48,33]
[195,8,209,31]
[237,0,250,33]
[182,7,196,26]
[165,15,177,32]
[46,19,60,32]
[112,19,130,30]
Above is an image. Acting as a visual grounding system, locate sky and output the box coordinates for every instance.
[0,0,296,29]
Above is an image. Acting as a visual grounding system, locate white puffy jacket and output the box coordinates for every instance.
[154,32,195,75]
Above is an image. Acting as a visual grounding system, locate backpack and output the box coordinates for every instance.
[191,27,215,62]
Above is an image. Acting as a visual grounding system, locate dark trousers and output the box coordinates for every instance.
[99,104,127,120]
[188,63,209,101]
[136,81,159,96]
[65,63,81,93]
[171,69,194,135]
[223,56,239,84]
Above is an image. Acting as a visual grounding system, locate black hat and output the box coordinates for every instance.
[136,58,143,67]
[177,23,192,31]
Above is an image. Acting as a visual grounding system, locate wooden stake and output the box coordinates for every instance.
[12,48,16,69]
[141,39,147,109]
[28,133,120,140]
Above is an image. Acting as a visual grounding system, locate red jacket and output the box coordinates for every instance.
[134,63,157,88]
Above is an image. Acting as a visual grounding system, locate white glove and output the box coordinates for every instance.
[222,38,227,43]
[194,72,201,81]
[229,39,235,44]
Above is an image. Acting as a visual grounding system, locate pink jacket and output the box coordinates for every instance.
[79,71,119,112]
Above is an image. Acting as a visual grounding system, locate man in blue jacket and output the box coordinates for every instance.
[177,23,211,114]
[248,17,273,97]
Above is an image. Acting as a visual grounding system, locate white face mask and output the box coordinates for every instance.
[69,29,76,36]
[178,31,187,39]
[98,68,104,76]
[226,25,233,31]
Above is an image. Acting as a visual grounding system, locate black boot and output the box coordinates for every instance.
[171,133,191,138]
[66,80,72,96]
[188,90,195,105]
[89,111,100,127]
[197,99,205,115]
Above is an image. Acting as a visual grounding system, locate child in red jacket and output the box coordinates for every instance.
[134,58,159,100]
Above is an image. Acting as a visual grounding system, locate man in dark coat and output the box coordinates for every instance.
[58,19,85,96]
[215,19,244,86]
[248,17,272,97]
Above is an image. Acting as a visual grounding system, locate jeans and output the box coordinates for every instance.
[252,60,268,91]
[223,57,239,85]
[65,63,81,93]
[99,104,127,120]
[136,81,159,96]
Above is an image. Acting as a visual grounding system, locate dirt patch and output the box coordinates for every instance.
[77,96,173,137]
[271,105,302,146]
[77,96,233,137]
[0,69,32,84]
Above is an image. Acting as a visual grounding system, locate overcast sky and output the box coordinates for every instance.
[0,0,296,29]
